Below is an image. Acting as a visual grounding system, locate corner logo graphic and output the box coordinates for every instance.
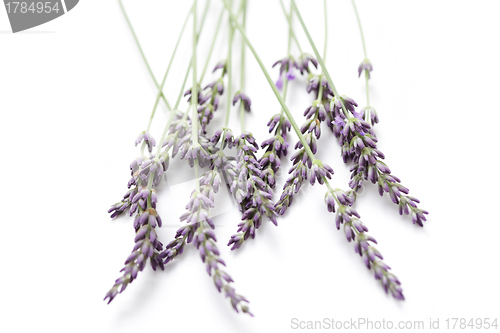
[3,0,78,33]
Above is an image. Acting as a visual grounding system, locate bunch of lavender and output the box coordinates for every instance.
[105,0,429,314]
[222,0,409,299]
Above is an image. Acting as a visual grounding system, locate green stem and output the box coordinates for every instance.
[191,0,199,146]
[239,0,247,132]
[224,0,235,128]
[221,0,315,161]
[352,0,371,107]
[351,0,367,59]
[199,9,225,85]
[154,2,215,158]
[118,0,172,111]
[146,2,194,131]
[365,71,370,106]
[323,0,327,62]
[194,160,201,192]
[278,2,294,126]
[291,0,351,119]
[278,0,303,55]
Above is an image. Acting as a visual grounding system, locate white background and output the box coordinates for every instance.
[1,1,499,332]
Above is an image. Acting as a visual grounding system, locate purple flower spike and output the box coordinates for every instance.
[328,96,427,225]
[160,163,252,315]
[104,207,164,304]
[225,132,277,249]
[320,189,404,301]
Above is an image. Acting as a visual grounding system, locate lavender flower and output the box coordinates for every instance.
[296,53,318,75]
[104,193,164,303]
[195,62,227,132]
[272,56,296,90]
[328,95,428,226]
[358,59,373,78]
[324,188,404,300]
[160,165,252,315]
[212,60,227,75]
[210,127,235,149]
[361,106,379,126]
[135,131,156,153]
[184,84,203,104]
[232,91,252,112]
[226,132,277,250]
[258,114,291,189]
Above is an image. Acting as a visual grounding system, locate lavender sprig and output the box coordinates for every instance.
[331,101,428,226]
[227,132,277,250]
[160,165,252,315]
[324,186,404,300]
[186,62,226,133]
[259,113,291,189]
[104,192,164,303]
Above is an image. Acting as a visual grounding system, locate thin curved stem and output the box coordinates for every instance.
[224,1,235,128]
[277,3,294,132]
[117,0,172,111]
[365,71,370,107]
[351,0,367,59]
[239,0,247,132]
[278,0,303,55]
[191,0,199,146]
[221,0,315,162]
[199,9,225,85]
[146,2,194,131]
[154,2,215,159]
[323,0,327,62]
[352,0,371,107]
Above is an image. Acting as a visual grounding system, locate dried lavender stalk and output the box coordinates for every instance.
[161,163,252,315]
[324,185,404,300]
[226,132,277,249]
[105,191,164,303]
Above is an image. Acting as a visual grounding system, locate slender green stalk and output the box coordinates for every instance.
[351,0,367,59]
[278,0,303,55]
[224,0,235,128]
[290,0,351,119]
[199,10,225,84]
[365,71,370,106]
[323,0,328,62]
[154,2,215,159]
[192,0,201,193]
[118,0,172,111]
[146,3,193,131]
[191,0,199,147]
[351,0,371,107]
[277,2,294,129]
[239,0,247,132]
[221,0,315,161]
